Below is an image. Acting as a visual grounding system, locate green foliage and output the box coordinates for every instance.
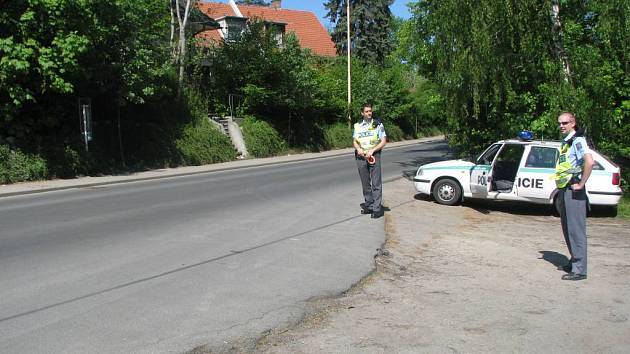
[390,16,426,68]
[241,116,287,157]
[412,0,629,159]
[324,122,353,149]
[314,56,440,140]
[325,0,394,64]
[200,22,334,149]
[618,195,630,219]
[174,88,236,166]
[416,126,442,138]
[0,1,431,181]
[0,145,48,183]
[383,122,403,142]
[51,145,90,178]
[1,0,173,161]
[410,78,446,134]
[194,16,441,151]
[0,1,89,129]
[176,119,235,166]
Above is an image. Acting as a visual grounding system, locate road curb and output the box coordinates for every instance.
[0,137,444,198]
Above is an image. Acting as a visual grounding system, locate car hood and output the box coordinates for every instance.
[419,159,475,170]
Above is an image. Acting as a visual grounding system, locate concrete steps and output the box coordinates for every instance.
[209,115,248,158]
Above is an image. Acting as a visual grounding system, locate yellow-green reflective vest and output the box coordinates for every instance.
[354,122,381,150]
[554,143,582,188]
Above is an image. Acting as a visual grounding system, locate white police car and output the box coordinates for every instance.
[413,134,623,214]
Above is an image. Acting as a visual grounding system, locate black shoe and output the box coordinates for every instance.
[557,264,572,273]
[361,208,373,215]
[561,273,587,281]
[371,210,383,219]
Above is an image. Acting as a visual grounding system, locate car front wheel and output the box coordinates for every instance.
[432,178,462,206]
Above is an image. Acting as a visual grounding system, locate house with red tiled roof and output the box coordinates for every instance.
[197,0,337,57]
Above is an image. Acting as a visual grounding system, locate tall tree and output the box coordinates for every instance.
[325,0,394,64]
[550,0,573,86]
[412,0,629,170]
[0,1,89,133]
[412,0,569,154]
[170,0,197,100]
[0,0,171,142]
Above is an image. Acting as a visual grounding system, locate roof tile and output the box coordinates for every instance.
[197,2,337,57]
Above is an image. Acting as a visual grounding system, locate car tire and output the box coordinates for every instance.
[432,178,462,206]
[591,206,618,218]
[604,206,618,217]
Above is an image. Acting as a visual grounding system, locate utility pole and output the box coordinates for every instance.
[346,0,352,128]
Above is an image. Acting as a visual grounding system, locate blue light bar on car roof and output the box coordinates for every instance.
[517,130,534,141]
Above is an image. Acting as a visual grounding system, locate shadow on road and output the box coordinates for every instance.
[465,199,555,216]
[412,193,617,219]
[412,193,553,216]
[539,250,569,268]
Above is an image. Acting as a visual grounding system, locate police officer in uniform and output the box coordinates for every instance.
[554,112,594,281]
[353,103,387,219]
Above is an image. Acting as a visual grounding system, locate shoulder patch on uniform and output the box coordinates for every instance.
[575,142,582,150]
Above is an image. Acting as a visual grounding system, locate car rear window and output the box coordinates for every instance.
[592,160,604,170]
[595,152,619,168]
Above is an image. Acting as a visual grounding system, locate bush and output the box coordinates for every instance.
[0,144,48,184]
[48,145,92,178]
[241,116,287,157]
[383,122,404,142]
[416,126,443,138]
[618,194,630,219]
[176,119,236,165]
[324,122,353,149]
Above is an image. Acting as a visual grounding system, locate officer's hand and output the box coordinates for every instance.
[365,150,373,158]
[571,183,584,191]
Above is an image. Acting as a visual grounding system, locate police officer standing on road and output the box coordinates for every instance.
[353,103,387,219]
[554,112,594,281]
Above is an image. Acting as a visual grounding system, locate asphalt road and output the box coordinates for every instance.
[0,140,451,353]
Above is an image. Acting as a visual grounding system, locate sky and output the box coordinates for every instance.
[205,0,414,29]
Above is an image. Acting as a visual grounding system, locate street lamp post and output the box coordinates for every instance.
[347,0,352,128]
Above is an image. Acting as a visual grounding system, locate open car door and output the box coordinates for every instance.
[516,146,559,199]
[470,143,502,196]
[489,144,525,193]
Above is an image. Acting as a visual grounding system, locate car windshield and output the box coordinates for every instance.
[476,144,502,165]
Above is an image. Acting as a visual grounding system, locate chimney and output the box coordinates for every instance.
[228,0,244,17]
[271,0,281,9]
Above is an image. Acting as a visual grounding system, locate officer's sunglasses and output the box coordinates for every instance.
[558,121,572,126]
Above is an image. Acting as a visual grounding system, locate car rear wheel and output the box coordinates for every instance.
[590,205,618,217]
[432,178,462,206]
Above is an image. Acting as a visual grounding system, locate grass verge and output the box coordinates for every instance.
[618,194,630,219]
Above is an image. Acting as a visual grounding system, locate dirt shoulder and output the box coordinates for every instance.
[255,178,630,353]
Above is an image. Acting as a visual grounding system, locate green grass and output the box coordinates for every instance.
[618,194,630,219]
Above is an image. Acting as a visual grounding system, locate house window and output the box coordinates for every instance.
[264,22,286,46]
[219,17,247,42]
[227,23,245,41]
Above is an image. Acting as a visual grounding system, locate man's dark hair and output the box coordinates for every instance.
[361,103,372,112]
